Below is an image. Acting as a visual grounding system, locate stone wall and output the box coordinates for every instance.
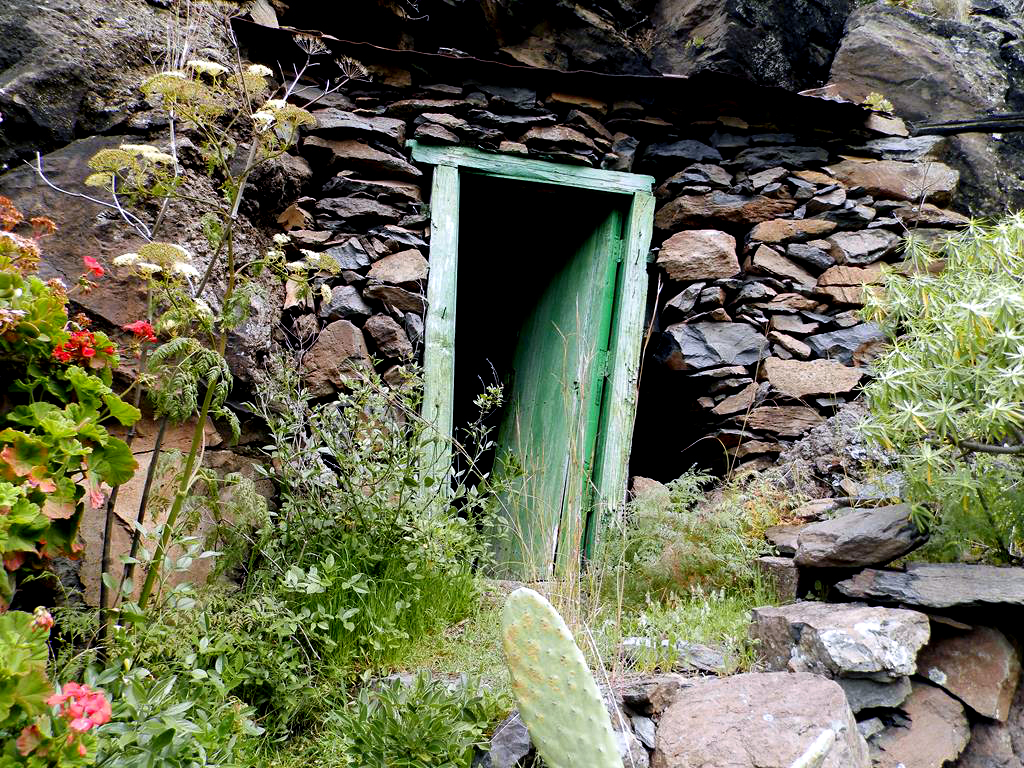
[249,40,965,482]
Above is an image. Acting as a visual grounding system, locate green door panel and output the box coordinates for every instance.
[492,205,623,578]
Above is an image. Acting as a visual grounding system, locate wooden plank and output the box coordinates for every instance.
[491,206,622,579]
[409,141,653,195]
[591,191,654,540]
[421,163,460,492]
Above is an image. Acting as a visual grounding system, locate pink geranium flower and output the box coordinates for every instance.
[47,682,112,732]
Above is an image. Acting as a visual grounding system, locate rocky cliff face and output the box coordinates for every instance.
[0,0,228,168]
[281,0,853,89]
[826,0,1024,217]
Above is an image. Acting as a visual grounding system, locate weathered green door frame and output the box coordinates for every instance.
[410,141,655,550]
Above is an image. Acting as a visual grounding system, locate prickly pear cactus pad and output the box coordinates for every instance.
[501,587,624,768]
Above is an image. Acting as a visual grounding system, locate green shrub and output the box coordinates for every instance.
[596,469,784,600]
[862,212,1024,561]
[247,361,507,672]
[329,672,502,768]
[86,663,261,768]
[0,197,139,607]
[1,608,111,766]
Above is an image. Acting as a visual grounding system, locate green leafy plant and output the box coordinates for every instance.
[596,468,783,600]
[862,213,1024,561]
[247,361,509,671]
[1,608,111,766]
[862,92,895,114]
[0,197,140,607]
[86,662,261,768]
[329,672,502,767]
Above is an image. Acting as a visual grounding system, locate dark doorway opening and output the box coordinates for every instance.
[451,174,618,480]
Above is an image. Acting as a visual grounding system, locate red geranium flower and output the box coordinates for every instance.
[82,255,104,278]
[122,320,158,342]
[52,330,107,364]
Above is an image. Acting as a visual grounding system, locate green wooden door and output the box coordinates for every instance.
[493,206,623,578]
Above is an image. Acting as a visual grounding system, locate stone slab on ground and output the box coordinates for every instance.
[794,504,927,568]
[652,672,869,768]
[750,601,930,680]
[836,564,1024,610]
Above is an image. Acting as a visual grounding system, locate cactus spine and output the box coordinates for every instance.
[501,587,624,768]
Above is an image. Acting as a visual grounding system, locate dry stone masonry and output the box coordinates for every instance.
[195,46,971,476]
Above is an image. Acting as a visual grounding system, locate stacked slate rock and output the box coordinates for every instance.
[257,64,967,458]
[647,124,966,471]
[748,496,1024,768]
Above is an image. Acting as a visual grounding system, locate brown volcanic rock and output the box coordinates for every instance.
[762,357,864,399]
[744,406,825,437]
[746,245,816,285]
[301,319,370,396]
[826,159,958,206]
[656,230,739,281]
[654,192,796,229]
[871,682,970,768]
[652,672,869,768]
[954,677,1024,767]
[366,249,428,286]
[917,624,1021,721]
[749,218,837,244]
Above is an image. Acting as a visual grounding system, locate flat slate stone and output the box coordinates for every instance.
[838,676,912,714]
[657,321,767,370]
[794,504,927,568]
[836,563,1024,609]
[643,139,722,165]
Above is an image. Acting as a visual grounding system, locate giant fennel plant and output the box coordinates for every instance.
[862,212,1024,561]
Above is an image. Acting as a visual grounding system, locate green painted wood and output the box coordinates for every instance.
[421,163,460,494]
[492,206,623,579]
[588,191,655,553]
[409,141,654,195]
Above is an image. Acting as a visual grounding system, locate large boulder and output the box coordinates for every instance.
[649,0,855,90]
[826,2,1024,216]
[793,504,927,568]
[750,601,930,681]
[652,672,870,768]
[0,0,212,166]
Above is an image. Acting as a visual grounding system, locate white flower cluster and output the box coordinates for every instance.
[186,59,229,77]
[120,143,174,165]
[113,242,198,280]
[247,63,274,78]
